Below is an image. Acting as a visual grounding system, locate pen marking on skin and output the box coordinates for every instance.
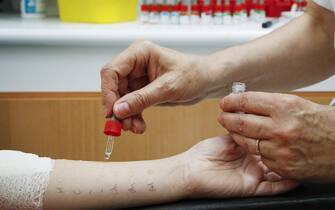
[110,185,118,194]
[128,183,136,193]
[147,183,156,192]
[56,187,65,194]
[73,189,82,195]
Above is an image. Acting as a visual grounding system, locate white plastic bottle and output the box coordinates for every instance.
[171,4,180,24]
[21,0,45,18]
[201,5,213,25]
[223,0,232,24]
[214,4,223,25]
[240,1,248,22]
[180,4,190,24]
[149,4,160,24]
[191,3,200,24]
[160,4,170,24]
[140,2,150,23]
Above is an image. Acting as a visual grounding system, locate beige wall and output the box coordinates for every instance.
[0,92,334,161]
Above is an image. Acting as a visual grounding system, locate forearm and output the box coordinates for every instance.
[205,2,335,97]
[43,155,187,209]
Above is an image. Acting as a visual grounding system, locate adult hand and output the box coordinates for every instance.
[101,41,212,134]
[183,135,297,198]
[218,92,335,182]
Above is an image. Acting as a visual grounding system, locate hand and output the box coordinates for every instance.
[218,92,335,182]
[101,41,211,134]
[183,135,297,198]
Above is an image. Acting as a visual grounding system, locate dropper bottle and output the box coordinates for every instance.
[103,115,122,160]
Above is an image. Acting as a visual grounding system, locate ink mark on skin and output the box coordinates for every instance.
[56,187,65,194]
[147,183,156,192]
[128,183,136,193]
[73,189,82,195]
[110,185,118,194]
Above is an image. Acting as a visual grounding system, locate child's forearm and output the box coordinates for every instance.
[44,154,187,209]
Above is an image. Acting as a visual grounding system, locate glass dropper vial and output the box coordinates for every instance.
[103,115,122,160]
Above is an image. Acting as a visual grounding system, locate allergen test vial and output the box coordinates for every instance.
[149,4,160,24]
[214,4,223,25]
[191,3,201,24]
[21,0,45,18]
[180,4,190,25]
[103,115,122,160]
[201,4,213,25]
[232,82,246,94]
[141,3,150,23]
[160,4,171,24]
[239,1,247,22]
[223,0,232,24]
[171,4,180,24]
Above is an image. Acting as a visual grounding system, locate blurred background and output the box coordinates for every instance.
[0,0,334,162]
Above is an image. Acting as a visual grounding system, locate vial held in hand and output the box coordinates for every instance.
[232,82,246,94]
[103,115,122,160]
[232,82,246,114]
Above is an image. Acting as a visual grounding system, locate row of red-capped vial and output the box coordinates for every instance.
[140,0,267,25]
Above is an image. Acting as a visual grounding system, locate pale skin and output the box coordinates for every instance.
[100,1,335,182]
[43,136,297,210]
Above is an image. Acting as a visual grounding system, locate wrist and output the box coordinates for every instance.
[168,154,191,200]
[202,51,235,98]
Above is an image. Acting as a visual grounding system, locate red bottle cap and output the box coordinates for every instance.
[151,4,159,12]
[161,5,170,12]
[202,5,211,12]
[215,4,223,12]
[104,118,122,137]
[172,4,180,11]
[180,4,188,12]
[141,4,149,12]
[191,4,199,11]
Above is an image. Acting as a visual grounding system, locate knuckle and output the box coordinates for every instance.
[237,115,247,134]
[133,92,150,110]
[133,40,155,49]
[239,93,250,111]
[273,122,301,142]
[279,95,300,109]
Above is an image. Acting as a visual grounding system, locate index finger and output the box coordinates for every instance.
[220,91,276,116]
[100,41,151,116]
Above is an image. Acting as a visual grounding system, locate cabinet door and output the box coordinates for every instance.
[0,92,334,161]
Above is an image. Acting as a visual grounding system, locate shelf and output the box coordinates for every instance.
[0,14,334,93]
[0,14,284,46]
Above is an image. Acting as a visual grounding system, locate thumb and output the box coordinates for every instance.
[113,78,169,119]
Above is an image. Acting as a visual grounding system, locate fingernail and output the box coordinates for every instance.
[115,102,130,117]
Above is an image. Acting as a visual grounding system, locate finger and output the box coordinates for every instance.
[129,76,149,91]
[101,69,119,116]
[218,112,273,139]
[100,41,153,116]
[113,76,171,119]
[122,118,132,131]
[264,171,284,182]
[261,158,287,178]
[130,114,146,134]
[220,92,277,116]
[255,180,299,196]
[230,133,274,160]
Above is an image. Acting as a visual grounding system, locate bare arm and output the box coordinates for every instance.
[44,155,185,209]
[43,136,297,209]
[206,1,335,96]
